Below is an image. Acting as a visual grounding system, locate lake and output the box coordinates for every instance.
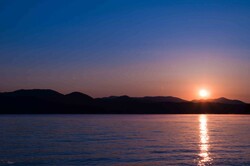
[0,115,250,165]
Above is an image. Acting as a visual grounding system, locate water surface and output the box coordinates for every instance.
[0,115,250,165]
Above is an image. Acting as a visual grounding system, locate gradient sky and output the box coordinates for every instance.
[1,0,250,102]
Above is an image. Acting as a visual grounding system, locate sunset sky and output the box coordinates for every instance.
[0,0,250,102]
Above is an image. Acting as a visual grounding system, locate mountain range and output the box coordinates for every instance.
[0,89,249,114]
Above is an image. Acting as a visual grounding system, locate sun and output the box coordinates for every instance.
[199,89,210,99]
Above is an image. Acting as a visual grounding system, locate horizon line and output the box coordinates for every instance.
[0,88,248,104]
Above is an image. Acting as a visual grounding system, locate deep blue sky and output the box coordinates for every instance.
[1,0,250,101]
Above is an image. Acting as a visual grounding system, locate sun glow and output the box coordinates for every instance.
[199,89,210,99]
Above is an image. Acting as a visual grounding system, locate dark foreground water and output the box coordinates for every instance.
[0,115,250,166]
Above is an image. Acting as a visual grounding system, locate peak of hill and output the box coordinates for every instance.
[213,97,245,104]
[1,89,63,97]
[192,97,245,105]
[65,92,93,101]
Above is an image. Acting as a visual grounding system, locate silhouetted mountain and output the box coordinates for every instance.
[99,95,131,101]
[1,89,63,98]
[138,96,187,103]
[192,97,245,105]
[213,97,245,104]
[66,92,93,100]
[95,95,135,103]
[0,89,249,114]
[65,92,94,104]
[97,96,187,103]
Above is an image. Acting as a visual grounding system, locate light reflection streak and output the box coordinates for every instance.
[198,115,212,166]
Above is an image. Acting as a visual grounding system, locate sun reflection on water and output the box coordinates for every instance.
[198,115,212,166]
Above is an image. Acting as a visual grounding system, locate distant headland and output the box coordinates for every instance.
[0,89,249,114]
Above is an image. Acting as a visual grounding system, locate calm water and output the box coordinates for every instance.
[0,115,250,166]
